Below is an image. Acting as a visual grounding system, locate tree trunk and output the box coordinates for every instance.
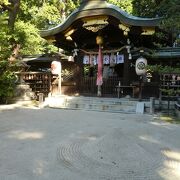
[8,0,20,30]
[7,0,21,62]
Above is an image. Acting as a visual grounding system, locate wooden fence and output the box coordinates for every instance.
[79,77,123,97]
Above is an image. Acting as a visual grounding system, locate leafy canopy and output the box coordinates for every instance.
[107,0,133,14]
[132,0,180,35]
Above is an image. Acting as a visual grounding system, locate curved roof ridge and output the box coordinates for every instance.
[40,1,162,37]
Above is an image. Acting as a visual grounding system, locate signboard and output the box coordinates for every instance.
[83,54,124,65]
[83,55,90,64]
[116,54,124,64]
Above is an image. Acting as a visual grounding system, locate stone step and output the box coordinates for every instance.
[60,103,136,113]
[44,95,139,113]
[42,95,179,114]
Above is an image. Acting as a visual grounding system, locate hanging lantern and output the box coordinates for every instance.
[96,35,104,45]
[51,61,61,75]
[135,57,147,76]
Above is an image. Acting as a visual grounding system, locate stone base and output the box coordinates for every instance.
[14,84,36,101]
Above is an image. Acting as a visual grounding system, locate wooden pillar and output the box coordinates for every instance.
[76,52,84,73]
[123,51,130,85]
[75,52,84,93]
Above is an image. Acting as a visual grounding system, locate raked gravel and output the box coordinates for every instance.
[0,108,180,180]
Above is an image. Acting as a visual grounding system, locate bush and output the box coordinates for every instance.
[0,61,16,104]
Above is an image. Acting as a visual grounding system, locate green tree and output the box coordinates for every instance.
[132,0,161,17]
[157,0,180,38]
[17,0,80,30]
[0,0,60,103]
[107,0,133,14]
[132,0,180,34]
[132,0,180,46]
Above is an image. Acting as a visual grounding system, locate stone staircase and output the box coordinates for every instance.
[44,95,152,114]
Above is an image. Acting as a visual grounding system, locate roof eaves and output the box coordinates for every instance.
[40,1,162,37]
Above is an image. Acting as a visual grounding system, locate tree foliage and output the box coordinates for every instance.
[132,0,160,17]
[157,0,180,36]
[0,0,81,102]
[18,0,80,29]
[132,0,180,48]
[107,0,133,14]
[132,0,180,37]
[0,0,60,102]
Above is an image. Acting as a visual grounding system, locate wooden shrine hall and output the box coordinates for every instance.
[23,0,180,99]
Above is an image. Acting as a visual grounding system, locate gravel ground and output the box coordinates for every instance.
[0,107,180,180]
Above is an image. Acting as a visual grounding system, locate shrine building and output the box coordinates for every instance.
[23,0,180,99]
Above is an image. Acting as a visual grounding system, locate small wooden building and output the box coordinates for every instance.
[24,0,180,99]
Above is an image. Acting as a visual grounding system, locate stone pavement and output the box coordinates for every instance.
[0,107,180,180]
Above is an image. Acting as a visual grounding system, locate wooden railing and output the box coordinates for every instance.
[16,72,52,99]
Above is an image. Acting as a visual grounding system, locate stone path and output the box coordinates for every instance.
[0,108,180,180]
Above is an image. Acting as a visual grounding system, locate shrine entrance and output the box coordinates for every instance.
[78,49,126,97]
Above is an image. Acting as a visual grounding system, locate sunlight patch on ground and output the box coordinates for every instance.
[0,101,40,111]
[33,159,48,176]
[159,150,180,179]
[0,104,21,111]
[87,136,97,141]
[159,160,180,179]
[150,121,173,129]
[162,150,180,161]
[160,116,173,121]
[150,121,162,126]
[139,135,160,144]
[8,130,44,140]
[153,114,180,124]
[45,96,66,107]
